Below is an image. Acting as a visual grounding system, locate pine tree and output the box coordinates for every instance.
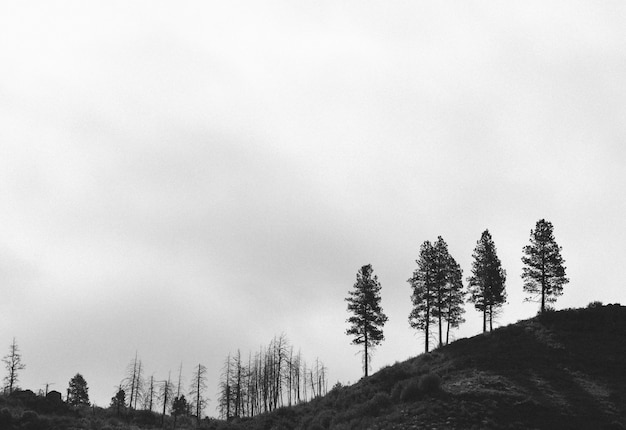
[442,249,465,345]
[409,238,465,351]
[432,237,465,347]
[468,230,507,332]
[345,264,388,378]
[110,388,126,416]
[67,373,90,407]
[408,241,438,352]
[522,219,568,313]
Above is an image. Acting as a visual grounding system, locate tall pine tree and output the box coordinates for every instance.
[345,264,388,378]
[409,238,465,352]
[522,219,568,313]
[408,241,438,353]
[467,230,507,332]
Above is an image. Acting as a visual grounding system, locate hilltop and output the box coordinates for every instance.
[214,304,625,430]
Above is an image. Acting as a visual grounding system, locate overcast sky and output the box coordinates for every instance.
[1,1,625,411]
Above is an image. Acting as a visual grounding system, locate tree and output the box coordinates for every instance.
[345,264,388,377]
[431,237,465,347]
[2,338,25,394]
[110,388,126,416]
[522,219,569,313]
[123,353,144,410]
[408,241,438,352]
[67,373,90,407]
[468,230,507,332]
[171,395,187,429]
[159,373,173,426]
[188,363,207,424]
[441,247,466,345]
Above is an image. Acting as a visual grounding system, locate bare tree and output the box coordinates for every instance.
[124,353,144,410]
[188,363,207,424]
[143,375,155,411]
[159,373,173,427]
[2,338,25,394]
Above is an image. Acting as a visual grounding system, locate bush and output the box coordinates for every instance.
[418,373,441,394]
[400,379,421,402]
[363,392,391,416]
[0,408,12,427]
[21,410,39,422]
[311,409,334,429]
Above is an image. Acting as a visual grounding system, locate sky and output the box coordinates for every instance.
[1,0,626,413]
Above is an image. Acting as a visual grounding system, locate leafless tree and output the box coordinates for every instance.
[188,363,207,424]
[2,338,25,394]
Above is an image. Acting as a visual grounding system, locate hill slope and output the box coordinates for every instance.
[218,304,626,430]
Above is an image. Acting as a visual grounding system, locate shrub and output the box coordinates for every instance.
[311,409,334,429]
[363,392,391,416]
[0,408,12,426]
[21,410,39,422]
[418,373,441,394]
[400,379,421,402]
[390,381,403,402]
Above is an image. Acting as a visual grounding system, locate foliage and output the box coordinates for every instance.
[409,237,465,352]
[172,394,188,417]
[399,378,421,402]
[522,219,569,313]
[110,388,125,415]
[67,373,90,407]
[467,229,507,332]
[345,264,388,377]
[417,373,441,394]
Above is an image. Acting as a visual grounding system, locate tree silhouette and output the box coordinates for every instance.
[468,230,507,332]
[432,237,465,347]
[172,394,187,429]
[345,264,388,377]
[408,241,438,352]
[67,373,90,407]
[2,338,25,394]
[110,388,126,416]
[522,219,569,313]
[123,353,143,410]
[188,363,207,424]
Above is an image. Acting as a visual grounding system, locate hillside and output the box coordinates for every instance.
[1,304,624,429]
[215,304,626,430]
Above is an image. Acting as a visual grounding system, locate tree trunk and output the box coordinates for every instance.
[364,327,368,377]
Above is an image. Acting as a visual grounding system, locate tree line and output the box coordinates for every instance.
[346,218,569,375]
[217,334,327,420]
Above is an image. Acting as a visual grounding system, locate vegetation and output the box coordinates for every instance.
[2,338,25,395]
[345,264,388,377]
[468,229,507,332]
[522,219,569,313]
[217,335,327,420]
[4,218,616,429]
[408,237,465,352]
[67,373,90,407]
